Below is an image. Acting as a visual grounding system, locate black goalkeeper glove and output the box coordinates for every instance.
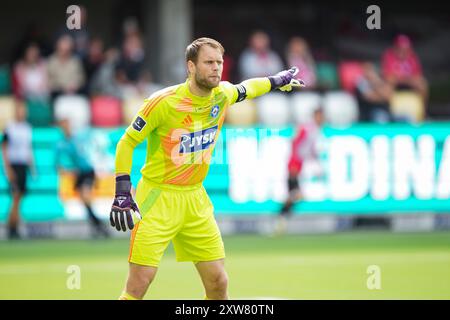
[109,175,142,232]
[268,67,306,92]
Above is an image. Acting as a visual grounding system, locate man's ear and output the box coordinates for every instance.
[187,60,195,76]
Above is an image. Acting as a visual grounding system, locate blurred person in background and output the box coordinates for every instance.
[71,5,90,59]
[47,35,86,100]
[238,30,284,80]
[55,119,109,238]
[89,47,122,97]
[1,103,36,239]
[276,107,325,236]
[55,5,90,59]
[381,34,428,101]
[82,37,105,95]
[286,37,317,90]
[355,62,394,123]
[12,43,49,101]
[135,69,163,98]
[115,68,163,100]
[114,20,146,100]
[11,22,52,66]
[116,18,145,85]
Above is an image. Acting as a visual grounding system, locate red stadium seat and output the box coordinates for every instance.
[90,96,123,127]
[338,61,364,93]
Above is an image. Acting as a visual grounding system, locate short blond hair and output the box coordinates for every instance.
[185,37,224,63]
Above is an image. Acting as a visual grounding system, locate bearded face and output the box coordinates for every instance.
[189,45,223,90]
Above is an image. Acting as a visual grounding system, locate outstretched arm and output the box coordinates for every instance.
[231,67,305,103]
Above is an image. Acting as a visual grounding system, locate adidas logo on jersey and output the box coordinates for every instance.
[181,115,193,126]
[179,125,218,154]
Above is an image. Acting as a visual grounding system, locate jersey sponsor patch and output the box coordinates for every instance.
[132,116,147,132]
[179,125,218,153]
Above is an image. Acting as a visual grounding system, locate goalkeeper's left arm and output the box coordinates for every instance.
[109,133,142,232]
[230,67,305,103]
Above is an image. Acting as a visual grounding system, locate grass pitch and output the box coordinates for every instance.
[1,231,449,299]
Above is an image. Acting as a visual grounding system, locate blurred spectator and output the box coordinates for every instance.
[116,30,145,84]
[12,43,49,100]
[82,37,105,95]
[10,23,52,66]
[1,103,36,239]
[286,37,317,90]
[238,31,284,80]
[47,35,86,99]
[122,16,140,39]
[381,34,428,100]
[115,69,162,100]
[355,62,393,123]
[135,70,163,97]
[56,5,90,59]
[89,47,121,97]
[71,5,90,59]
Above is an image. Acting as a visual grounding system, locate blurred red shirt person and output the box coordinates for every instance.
[381,34,428,99]
[288,117,322,176]
[279,108,324,219]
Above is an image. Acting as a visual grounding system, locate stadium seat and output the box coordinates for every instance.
[256,93,290,126]
[123,96,145,125]
[322,91,359,127]
[389,91,425,123]
[338,61,364,93]
[225,99,257,126]
[25,97,53,127]
[0,65,11,95]
[54,94,91,131]
[316,62,339,90]
[291,92,322,125]
[91,96,123,127]
[0,96,16,130]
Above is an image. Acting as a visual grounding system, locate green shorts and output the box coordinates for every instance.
[128,178,225,267]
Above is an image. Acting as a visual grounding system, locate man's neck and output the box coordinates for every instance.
[188,78,212,97]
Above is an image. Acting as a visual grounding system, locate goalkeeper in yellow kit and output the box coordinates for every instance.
[110,37,304,300]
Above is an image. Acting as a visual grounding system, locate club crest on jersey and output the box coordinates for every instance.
[179,125,218,153]
[210,105,220,118]
[132,116,146,132]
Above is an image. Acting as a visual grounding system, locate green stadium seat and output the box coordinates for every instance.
[0,65,11,95]
[26,97,53,127]
[316,62,339,90]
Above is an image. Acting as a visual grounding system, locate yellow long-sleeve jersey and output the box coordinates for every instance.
[115,77,271,186]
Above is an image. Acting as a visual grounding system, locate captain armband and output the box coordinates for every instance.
[235,84,247,103]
